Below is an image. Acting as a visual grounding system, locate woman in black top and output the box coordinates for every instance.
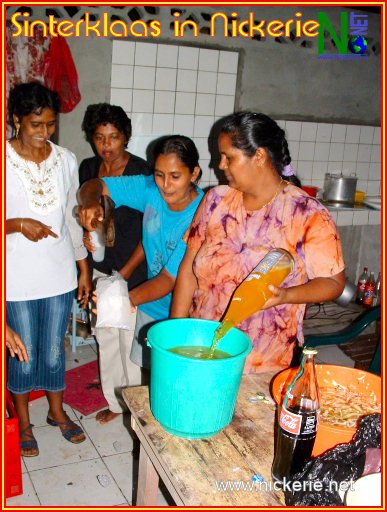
[79,103,151,424]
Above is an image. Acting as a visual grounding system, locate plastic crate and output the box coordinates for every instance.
[29,389,45,401]
[5,392,23,498]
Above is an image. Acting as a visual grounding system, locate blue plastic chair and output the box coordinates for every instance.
[304,305,381,375]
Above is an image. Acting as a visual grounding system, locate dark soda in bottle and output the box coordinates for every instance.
[272,347,320,485]
[356,266,369,305]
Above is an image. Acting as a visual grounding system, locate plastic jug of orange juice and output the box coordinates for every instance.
[212,249,294,346]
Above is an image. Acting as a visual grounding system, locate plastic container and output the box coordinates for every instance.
[29,390,46,401]
[147,318,252,438]
[271,364,381,456]
[355,190,366,203]
[5,392,23,498]
[90,229,105,262]
[301,186,318,197]
[345,473,381,506]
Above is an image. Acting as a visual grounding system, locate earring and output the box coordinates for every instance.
[15,123,20,139]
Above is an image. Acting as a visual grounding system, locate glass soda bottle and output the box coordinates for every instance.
[372,272,381,307]
[355,266,369,305]
[272,347,320,485]
[213,248,294,343]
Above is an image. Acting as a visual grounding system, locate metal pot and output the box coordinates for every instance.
[334,279,357,306]
[323,173,358,203]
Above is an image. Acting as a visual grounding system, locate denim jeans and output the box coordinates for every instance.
[6,290,74,394]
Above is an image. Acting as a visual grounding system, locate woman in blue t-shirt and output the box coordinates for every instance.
[77,135,203,371]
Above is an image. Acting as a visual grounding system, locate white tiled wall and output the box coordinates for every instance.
[328,208,381,228]
[279,120,381,196]
[277,120,381,226]
[111,40,238,188]
[111,42,380,227]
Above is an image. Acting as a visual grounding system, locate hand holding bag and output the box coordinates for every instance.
[95,272,133,330]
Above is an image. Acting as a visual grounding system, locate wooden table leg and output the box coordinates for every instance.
[136,443,160,506]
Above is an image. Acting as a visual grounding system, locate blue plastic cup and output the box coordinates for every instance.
[147,318,252,438]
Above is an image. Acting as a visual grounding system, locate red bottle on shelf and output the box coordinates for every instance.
[363,272,376,309]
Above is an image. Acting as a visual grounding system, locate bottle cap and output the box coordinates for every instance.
[302,347,318,355]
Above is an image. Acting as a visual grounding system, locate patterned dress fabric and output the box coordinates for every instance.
[185,183,345,373]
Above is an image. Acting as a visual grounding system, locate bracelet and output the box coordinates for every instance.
[20,218,23,234]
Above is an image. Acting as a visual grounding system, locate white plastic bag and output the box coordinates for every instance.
[95,271,133,329]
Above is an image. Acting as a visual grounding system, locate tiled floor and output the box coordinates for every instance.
[7,302,364,506]
[6,343,171,507]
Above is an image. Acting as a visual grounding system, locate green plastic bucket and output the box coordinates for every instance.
[147,318,252,439]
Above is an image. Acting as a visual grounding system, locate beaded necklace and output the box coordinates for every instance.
[18,141,48,196]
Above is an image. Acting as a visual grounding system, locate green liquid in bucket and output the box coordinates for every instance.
[169,345,231,360]
[209,321,235,357]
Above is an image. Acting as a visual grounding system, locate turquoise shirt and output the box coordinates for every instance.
[103,175,203,319]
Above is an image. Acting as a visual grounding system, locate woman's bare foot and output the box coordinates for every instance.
[96,409,121,424]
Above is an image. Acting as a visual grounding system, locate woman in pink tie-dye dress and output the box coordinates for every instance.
[172,112,345,373]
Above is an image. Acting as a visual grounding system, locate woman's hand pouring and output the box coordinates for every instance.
[262,284,289,310]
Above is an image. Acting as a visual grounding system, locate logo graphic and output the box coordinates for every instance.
[318,11,368,59]
[279,407,302,435]
[348,35,368,54]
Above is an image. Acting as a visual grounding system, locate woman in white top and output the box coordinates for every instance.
[6,82,92,457]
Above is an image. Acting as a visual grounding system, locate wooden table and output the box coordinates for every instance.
[122,373,284,506]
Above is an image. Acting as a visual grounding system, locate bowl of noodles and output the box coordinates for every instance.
[271,364,381,456]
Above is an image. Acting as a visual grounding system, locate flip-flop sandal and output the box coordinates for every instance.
[46,416,86,444]
[20,423,39,457]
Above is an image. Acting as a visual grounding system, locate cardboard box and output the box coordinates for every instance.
[5,392,23,499]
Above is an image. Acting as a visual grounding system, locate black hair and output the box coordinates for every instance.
[220,111,294,179]
[286,174,302,187]
[81,103,132,144]
[8,82,60,126]
[153,135,202,183]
